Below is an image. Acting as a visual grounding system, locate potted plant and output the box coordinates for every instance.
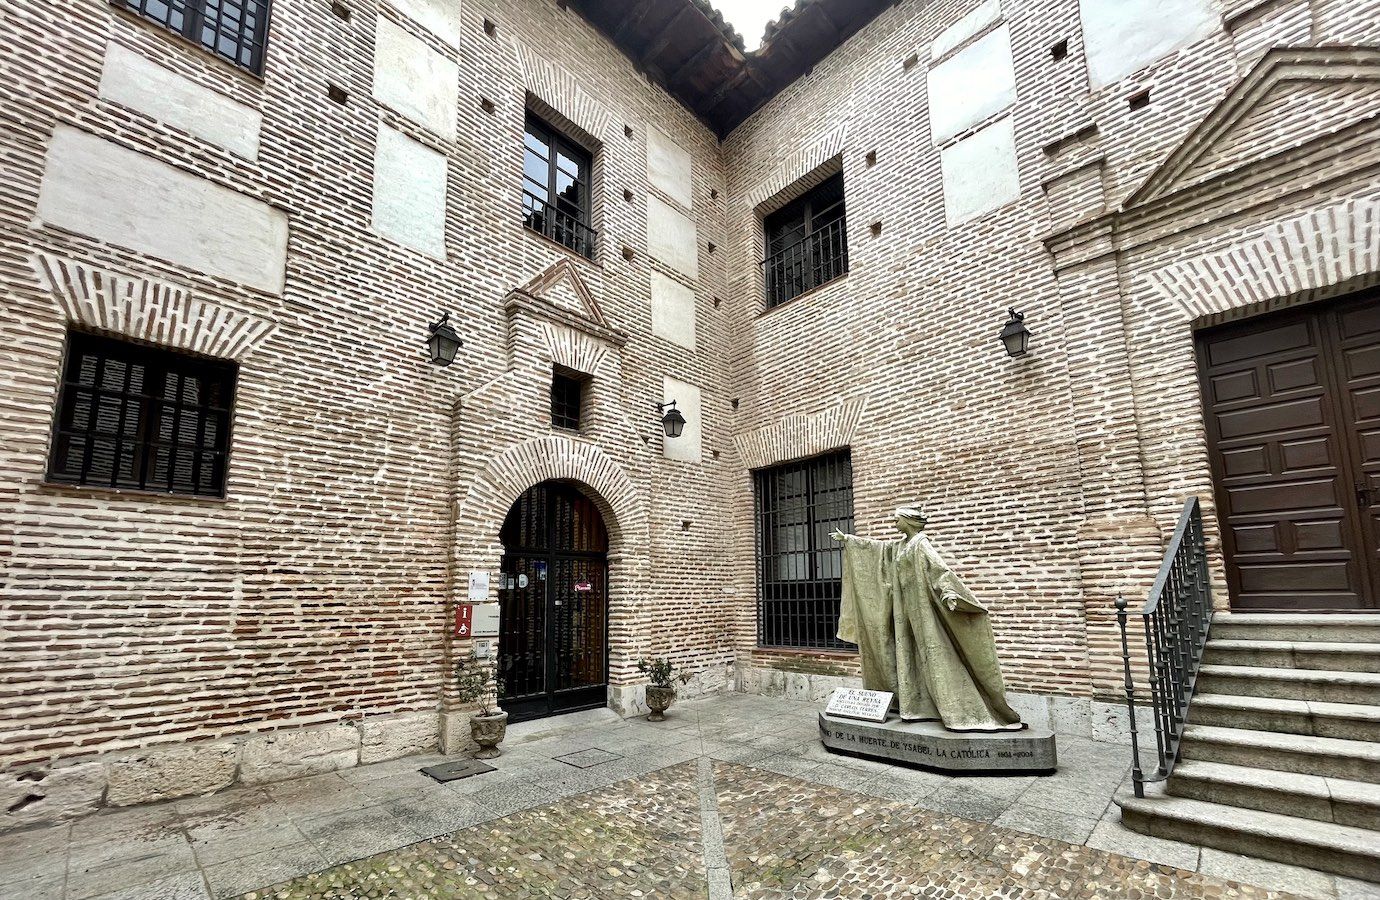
[456,662,507,759]
[637,657,688,722]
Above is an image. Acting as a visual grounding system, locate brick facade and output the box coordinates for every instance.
[1,0,1378,828]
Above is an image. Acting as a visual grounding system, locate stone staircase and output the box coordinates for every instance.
[1117,612,1380,883]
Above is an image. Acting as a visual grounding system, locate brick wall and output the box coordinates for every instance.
[721,0,1380,704]
[0,0,734,826]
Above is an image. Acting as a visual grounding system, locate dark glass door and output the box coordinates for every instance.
[498,481,610,721]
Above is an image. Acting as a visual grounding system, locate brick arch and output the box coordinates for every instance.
[1143,198,1380,321]
[455,436,647,557]
[32,253,278,361]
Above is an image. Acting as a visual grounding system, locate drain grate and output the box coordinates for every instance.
[553,748,623,769]
[420,759,498,783]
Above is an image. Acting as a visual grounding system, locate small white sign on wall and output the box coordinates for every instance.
[825,688,894,723]
[472,603,500,638]
[467,571,490,601]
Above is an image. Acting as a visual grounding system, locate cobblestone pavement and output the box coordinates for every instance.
[244,758,1304,900]
[5,694,1378,899]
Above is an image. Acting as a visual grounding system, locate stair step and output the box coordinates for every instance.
[1203,640,1380,673]
[1188,693,1380,742]
[1179,724,1380,783]
[1195,664,1380,705]
[1168,760,1380,828]
[1211,613,1380,644]
[1117,786,1380,882]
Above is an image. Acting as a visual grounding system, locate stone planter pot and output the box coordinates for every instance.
[645,685,676,722]
[470,710,508,759]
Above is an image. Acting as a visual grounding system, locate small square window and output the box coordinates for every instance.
[550,370,585,430]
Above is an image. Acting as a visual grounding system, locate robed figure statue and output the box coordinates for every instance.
[831,507,1023,733]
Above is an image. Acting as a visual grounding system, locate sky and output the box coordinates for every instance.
[714,0,789,50]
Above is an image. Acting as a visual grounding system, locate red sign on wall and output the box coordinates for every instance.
[455,604,472,637]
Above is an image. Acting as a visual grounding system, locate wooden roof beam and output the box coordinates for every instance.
[667,36,722,90]
[639,6,692,67]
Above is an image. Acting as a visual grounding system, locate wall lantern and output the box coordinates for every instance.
[998,308,1031,358]
[427,312,463,366]
[656,400,686,438]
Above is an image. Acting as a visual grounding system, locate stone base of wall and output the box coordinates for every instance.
[732,662,1132,745]
[0,709,441,834]
[607,665,733,719]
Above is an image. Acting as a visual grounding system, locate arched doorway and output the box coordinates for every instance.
[498,480,610,722]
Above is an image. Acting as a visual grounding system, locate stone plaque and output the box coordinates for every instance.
[825,688,894,723]
[819,712,1057,774]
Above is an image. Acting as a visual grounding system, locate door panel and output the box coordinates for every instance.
[1198,306,1372,609]
[497,481,609,721]
[1327,295,1380,607]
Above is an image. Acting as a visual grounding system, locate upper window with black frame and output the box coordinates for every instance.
[550,369,584,431]
[754,449,855,651]
[761,172,849,309]
[47,331,237,498]
[112,0,271,74]
[523,113,596,259]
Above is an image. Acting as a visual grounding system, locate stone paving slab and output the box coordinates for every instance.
[1,693,1376,899]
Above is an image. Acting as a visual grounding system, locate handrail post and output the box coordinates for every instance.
[1116,597,1145,798]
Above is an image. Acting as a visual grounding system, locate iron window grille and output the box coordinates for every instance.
[754,449,856,650]
[550,370,584,430]
[761,172,849,309]
[47,331,237,498]
[523,113,596,259]
[111,0,271,74]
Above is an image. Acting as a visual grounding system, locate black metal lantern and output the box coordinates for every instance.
[998,308,1030,358]
[427,312,463,366]
[657,400,686,438]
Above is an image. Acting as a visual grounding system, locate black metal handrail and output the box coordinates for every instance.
[761,216,848,308]
[523,192,596,259]
[1116,496,1213,798]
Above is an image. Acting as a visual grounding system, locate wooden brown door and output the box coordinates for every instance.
[1198,291,1380,610]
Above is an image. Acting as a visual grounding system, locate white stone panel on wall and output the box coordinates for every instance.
[372,123,448,259]
[386,0,463,48]
[927,24,1016,145]
[372,17,459,137]
[36,126,288,293]
[663,375,702,463]
[647,195,699,279]
[941,116,1020,225]
[646,125,693,208]
[650,271,696,350]
[1079,0,1218,89]
[930,0,1002,62]
[99,44,261,159]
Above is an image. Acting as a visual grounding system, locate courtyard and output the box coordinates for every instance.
[3,693,1373,900]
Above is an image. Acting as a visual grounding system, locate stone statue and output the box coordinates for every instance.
[830,507,1024,733]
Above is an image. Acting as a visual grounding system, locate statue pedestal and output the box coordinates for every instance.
[819,712,1057,775]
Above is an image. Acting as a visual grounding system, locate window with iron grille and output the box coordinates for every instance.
[111,0,271,74]
[754,449,855,650]
[761,172,849,309]
[550,370,584,431]
[523,113,596,259]
[47,331,237,497]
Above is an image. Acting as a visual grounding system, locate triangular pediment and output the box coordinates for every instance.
[1127,47,1380,208]
[511,258,609,329]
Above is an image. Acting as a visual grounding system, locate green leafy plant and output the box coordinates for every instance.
[637,657,688,689]
[455,661,503,715]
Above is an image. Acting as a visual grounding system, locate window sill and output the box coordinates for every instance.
[756,272,850,320]
[37,479,228,504]
[754,645,859,658]
[522,226,600,268]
